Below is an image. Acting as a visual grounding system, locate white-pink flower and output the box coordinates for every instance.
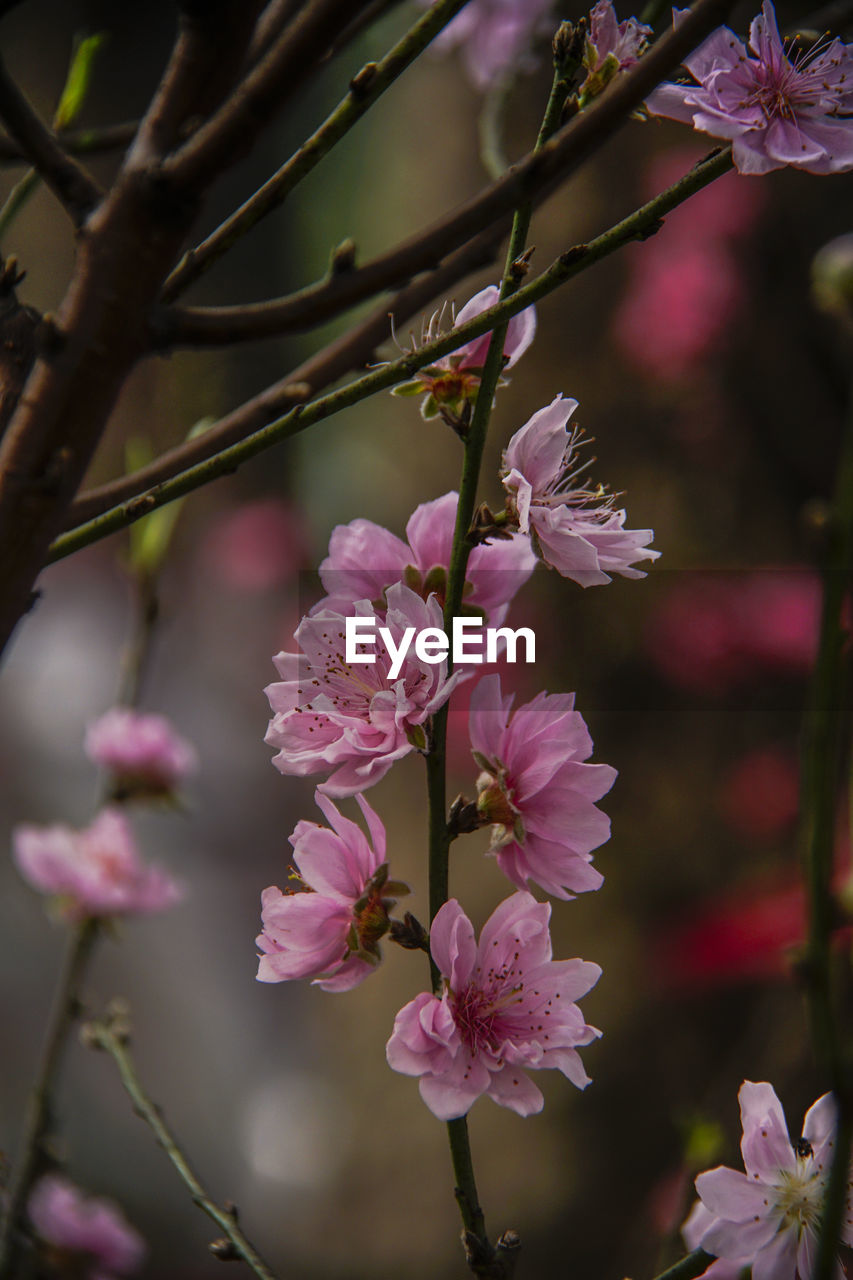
[257,790,403,992]
[580,1,652,101]
[12,809,182,920]
[646,2,853,175]
[317,491,536,628]
[418,0,556,90]
[386,892,601,1119]
[397,285,536,421]
[469,673,616,899]
[687,1081,853,1279]
[501,394,659,586]
[28,1175,145,1280]
[265,584,464,797]
[85,708,197,799]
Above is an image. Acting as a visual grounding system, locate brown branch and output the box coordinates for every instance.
[247,0,307,64]
[163,0,378,193]
[69,225,505,525]
[0,59,100,223]
[154,0,737,349]
[0,120,137,164]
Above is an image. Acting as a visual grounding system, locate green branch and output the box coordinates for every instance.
[86,1013,280,1280]
[651,1250,715,1280]
[49,147,733,566]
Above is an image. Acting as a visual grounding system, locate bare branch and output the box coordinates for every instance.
[161,0,472,302]
[0,120,137,165]
[162,0,378,192]
[247,0,307,64]
[154,0,738,348]
[0,59,100,223]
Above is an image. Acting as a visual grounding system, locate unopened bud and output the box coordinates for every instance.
[812,234,853,322]
[389,911,429,952]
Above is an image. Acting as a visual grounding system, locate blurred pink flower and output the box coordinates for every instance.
[647,2,853,174]
[200,498,310,591]
[470,673,616,899]
[257,789,402,992]
[397,285,536,421]
[418,0,555,89]
[13,809,182,920]
[317,490,536,627]
[501,395,659,585]
[386,892,601,1119]
[647,572,820,693]
[720,747,799,841]
[687,1083,852,1277]
[28,1175,145,1280]
[265,584,464,796]
[85,708,197,799]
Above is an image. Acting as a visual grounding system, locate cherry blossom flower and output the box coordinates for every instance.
[687,1081,853,1278]
[417,0,556,90]
[85,708,197,800]
[580,1,652,102]
[12,809,182,920]
[265,584,464,796]
[646,2,853,175]
[394,285,536,422]
[682,1201,741,1279]
[257,790,404,992]
[469,673,616,899]
[386,892,601,1119]
[28,1175,145,1280]
[501,394,659,586]
[317,491,536,628]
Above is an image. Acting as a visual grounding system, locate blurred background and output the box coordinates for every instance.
[0,1,852,1276]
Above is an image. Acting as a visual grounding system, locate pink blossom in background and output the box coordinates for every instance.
[265,584,464,796]
[687,1083,852,1277]
[317,490,536,627]
[646,1,853,174]
[580,1,651,101]
[719,747,800,841]
[418,0,555,90]
[13,809,182,920]
[257,790,401,991]
[647,572,820,693]
[501,395,659,585]
[85,708,197,798]
[200,498,310,591]
[470,673,616,899]
[386,893,601,1119]
[28,1176,145,1280]
[400,285,537,420]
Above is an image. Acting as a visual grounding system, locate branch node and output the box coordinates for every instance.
[36,313,66,358]
[349,61,378,98]
[330,238,357,276]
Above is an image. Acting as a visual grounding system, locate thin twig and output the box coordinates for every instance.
[247,0,306,63]
[651,1250,715,1280]
[162,0,473,301]
[86,1014,280,1280]
[155,0,736,348]
[0,919,100,1280]
[0,59,99,223]
[52,148,733,562]
[0,120,137,164]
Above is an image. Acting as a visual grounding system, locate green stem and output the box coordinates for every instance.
[49,149,734,566]
[447,1116,487,1239]
[651,1250,715,1280]
[161,0,472,301]
[0,168,39,244]
[805,381,853,1280]
[0,919,100,1280]
[86,1018,279,1280]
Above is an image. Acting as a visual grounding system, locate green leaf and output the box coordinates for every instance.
[54,33,107,131]
[390,380,426,398]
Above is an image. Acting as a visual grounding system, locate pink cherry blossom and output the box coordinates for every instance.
[688,1082,853,1278]
[682,1201,741,1279]
[386,893,601,1119]
[257,790,402,992]
[317,490,536,628]
[469,673,616,899]
[501,394,659,586]
[12,808,182,920]
[646,2,853,174]
[418,0,556,90]
[580,1,652,101]
[265,584,464,796]
[398,285,536,421]
[85,708,197,799]
[28,1175,145,1280]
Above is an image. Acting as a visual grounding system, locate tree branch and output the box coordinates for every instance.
[0,59,100,223]
[247,0,306,64]
[50,148,733,563]
[0,120,137,165]
[162,0,377,193]
[86,1011,281,1280]
[161,0,473,302]
[154,0,736,348]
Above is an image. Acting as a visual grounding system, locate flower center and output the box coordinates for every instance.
[774,1159,824,1234]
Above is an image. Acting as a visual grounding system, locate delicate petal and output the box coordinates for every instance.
[695,1166,770,1222]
